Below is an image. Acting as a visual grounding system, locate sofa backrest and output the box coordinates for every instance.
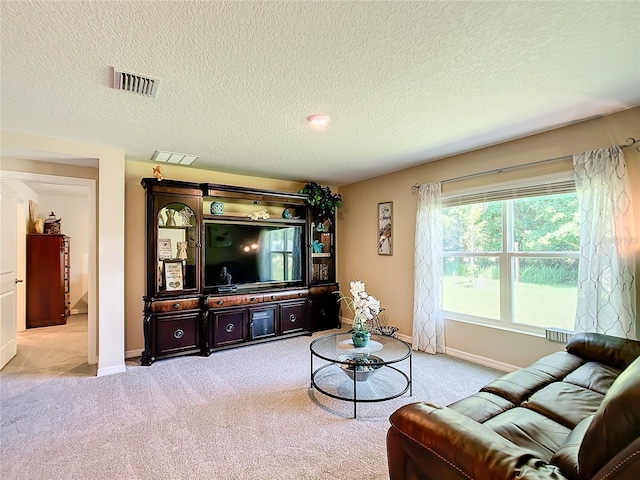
[577,355,640,478]
[566,332,640,369]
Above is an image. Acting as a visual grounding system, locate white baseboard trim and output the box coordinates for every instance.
[97,364,127,376]
[445,347,517,373]
[70,309,89,315]
[397,333,412,343]
[125,348,143,359]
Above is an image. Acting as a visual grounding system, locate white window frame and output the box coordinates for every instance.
[441,173,578,336]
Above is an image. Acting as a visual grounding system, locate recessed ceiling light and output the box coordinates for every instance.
[152,150,199,165]
[307,114,331,126]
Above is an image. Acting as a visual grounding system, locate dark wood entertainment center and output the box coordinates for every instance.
[141,178,340,365]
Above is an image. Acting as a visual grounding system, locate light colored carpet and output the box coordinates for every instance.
[1,317,502,480]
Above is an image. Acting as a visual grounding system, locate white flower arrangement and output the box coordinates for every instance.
[336,280,382,331]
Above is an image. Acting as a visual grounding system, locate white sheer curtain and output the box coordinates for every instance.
[573,146,637,339]
[413,183,445,353]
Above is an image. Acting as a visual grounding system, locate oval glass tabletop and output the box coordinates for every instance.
[310,332,411,365]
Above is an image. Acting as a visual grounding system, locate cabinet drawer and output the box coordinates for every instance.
[212,309,246,346]
[263,289,308,303]
[309,284,338,296]
[207,294,262,308]
[280,302,306,334]
[157,314,200,354]
[150,298,200,313]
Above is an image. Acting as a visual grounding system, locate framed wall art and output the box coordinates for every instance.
[163,260,184,291]
[158,238,173,259]
[378,201,393,255]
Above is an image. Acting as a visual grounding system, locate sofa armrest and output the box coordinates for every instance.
[388,402,570,480]
[566,333,640,369]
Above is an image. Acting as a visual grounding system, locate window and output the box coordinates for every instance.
[265,227,298,281]
[442,181,579,333]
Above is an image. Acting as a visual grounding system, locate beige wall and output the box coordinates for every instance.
[124,161,307,354]
[337,107,640,368]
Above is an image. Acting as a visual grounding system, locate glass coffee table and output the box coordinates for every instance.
[310,332,412,418]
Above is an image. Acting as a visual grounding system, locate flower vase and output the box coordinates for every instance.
[352,330,371,347]
[351,318,370,347]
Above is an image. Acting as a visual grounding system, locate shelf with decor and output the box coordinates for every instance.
[202,213,306,225]
[309,212,335,284]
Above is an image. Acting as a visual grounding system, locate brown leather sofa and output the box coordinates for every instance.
[387,332,640,479]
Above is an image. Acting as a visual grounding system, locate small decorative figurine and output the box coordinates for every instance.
[165,208,177,226]
[179,208,194,226]
[312,240,325,253]
[44,212,62,234]
[176,241,188,260]
[281,208,299,219]
[153,166,163,181]
[248,209,270,220]
[219,266,232,285]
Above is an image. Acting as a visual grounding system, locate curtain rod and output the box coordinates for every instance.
[411,137,640,194]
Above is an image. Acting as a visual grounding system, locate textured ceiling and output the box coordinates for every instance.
[1,1,639,186]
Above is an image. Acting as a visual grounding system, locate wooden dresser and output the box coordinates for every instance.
[26,234,70,328]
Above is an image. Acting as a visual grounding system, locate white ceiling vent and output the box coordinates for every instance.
[112,67,160,98]
[152,150,199,166]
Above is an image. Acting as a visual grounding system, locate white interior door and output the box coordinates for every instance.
[0,183,19,369]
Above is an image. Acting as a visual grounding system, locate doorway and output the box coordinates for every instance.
[0,172,97,368]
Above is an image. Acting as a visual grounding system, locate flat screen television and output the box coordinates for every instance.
[204,221,304,290]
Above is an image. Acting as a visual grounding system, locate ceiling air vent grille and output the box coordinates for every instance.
[112,68,159,98]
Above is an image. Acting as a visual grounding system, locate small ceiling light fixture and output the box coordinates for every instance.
[307,114,331,126]
[152,150,199,165]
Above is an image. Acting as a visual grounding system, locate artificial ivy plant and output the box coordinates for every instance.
[299,182,342,215]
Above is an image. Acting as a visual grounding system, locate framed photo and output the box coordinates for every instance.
[163,260,184,291]
[378,201,393,256]
[158,238,173,259]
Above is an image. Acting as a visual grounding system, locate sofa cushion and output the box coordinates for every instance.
[448,391,514,423]
[481,352,584,405]
[530,351,587,379]
[567,332,640,369]
[522,382,603,429]
[562,362,621,395]
[483,407,571,462]
[549,416,593,480]
[578,355,640,479]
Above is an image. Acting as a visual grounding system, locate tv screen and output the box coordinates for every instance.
[204,221,303,288]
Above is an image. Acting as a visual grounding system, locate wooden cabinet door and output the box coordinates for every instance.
[309,294,340,332]
[280,301,306,334]
[26,234,68,328]
[249,306,277,340]
[211,308,246,347]
[157,313,200,355]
